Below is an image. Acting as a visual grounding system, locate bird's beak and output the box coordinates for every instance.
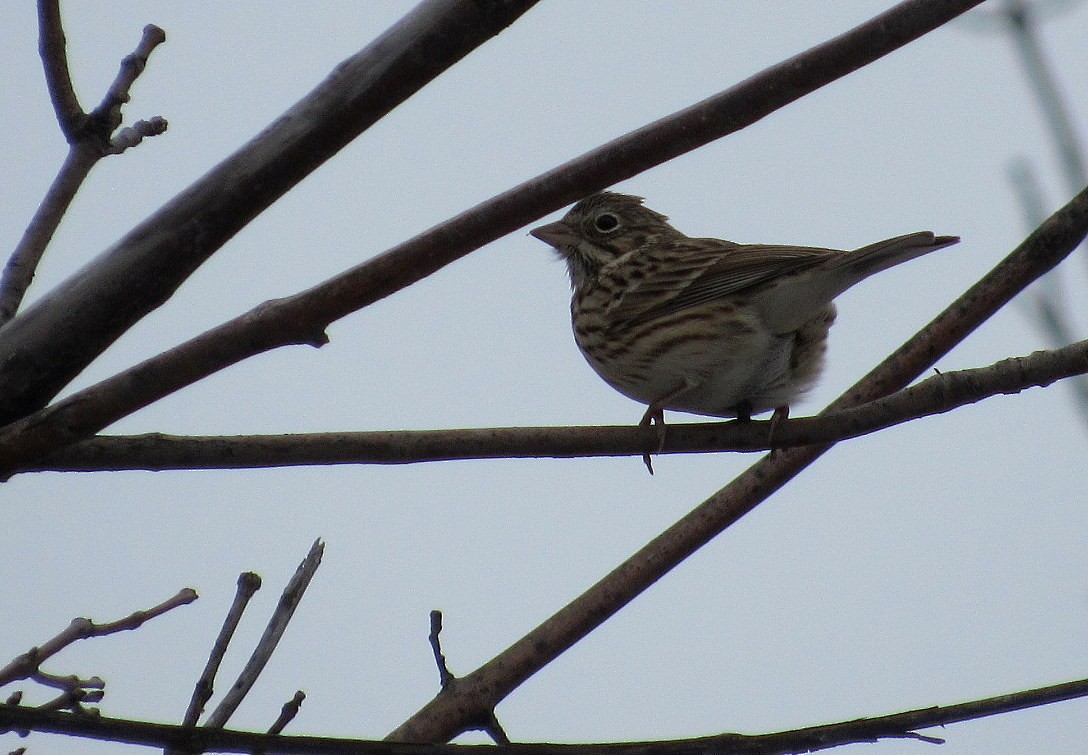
[530,221,578,249]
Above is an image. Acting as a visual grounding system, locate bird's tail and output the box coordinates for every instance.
[758,232,960,334]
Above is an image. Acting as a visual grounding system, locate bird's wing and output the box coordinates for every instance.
[608,239,839,326]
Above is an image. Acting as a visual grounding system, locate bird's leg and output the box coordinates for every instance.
[733,400,753,423]
[639,379,704,474]
[639,403,666,475]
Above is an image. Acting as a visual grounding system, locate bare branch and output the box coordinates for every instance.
[0,0,986,474]
[202,540,323,729]
[36,0,83,137]
[0,15,167,326]
[178,572,262,729]
[1003,1,1087,192]
[0,0,538,424]
[999,1,1088,426]
[267,691,305,736]
[0,589,197,687]
[106,115,169,155]
[384,185,1088,742]
[32,672,103,693]
[90,24,167,147]
[429,611,455,690]
[22,336,1088,473]
[3,674,1088,753]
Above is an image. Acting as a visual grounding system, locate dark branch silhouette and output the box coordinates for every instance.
[4,674,1088,754]
[3,2,1084,754]
[24,337,1088,473]
[0,0,539,423]
[0,0,986,478]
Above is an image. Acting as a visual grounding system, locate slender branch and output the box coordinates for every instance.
[1003,0,1087,193]
[2,675,1088,753]
[267,691,306,736]
[0,589,197,687]
[22,337,1088,473]
[178,572,262,729]
[0,0,539,424]
[0,16,167,326]
[429,612,455,690]
[0,0,986,475]
[385,184,1088,743]
[37,0,83,138]
[1000,2,1088,426]
[203,540,323,729]
[90,24,168,148]
[32,671,102,692]
[1009,161,1088,425]
[0,146,98,326]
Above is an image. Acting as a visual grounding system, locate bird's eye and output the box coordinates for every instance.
[593,212,620,233]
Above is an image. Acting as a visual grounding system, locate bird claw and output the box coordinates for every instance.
[639,405,667,475]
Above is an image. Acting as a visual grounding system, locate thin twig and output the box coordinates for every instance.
[1008,162,1088,425]
[0,145,97,326]
[429,611,455,689]
[203,540,323,729]
[0,13,167,326]
[1003,0,1087,192]
[0,0,987,473]
[3,674,1088,753]
[267,691,306,736]
[37,0,82,137]
[24,337,1088,473]
[0,589,197,687]
[32,672,103,692]
[91,24,168,150]
[36,687,100,713]
[179,573,262,729]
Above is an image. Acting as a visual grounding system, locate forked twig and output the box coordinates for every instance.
[0,0,538,423]
[0,4,166,326]
[0,588,197,692]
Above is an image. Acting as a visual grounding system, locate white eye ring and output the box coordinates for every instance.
[593,212,620,233]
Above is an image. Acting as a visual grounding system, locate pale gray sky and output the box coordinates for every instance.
[2,3,1087,754]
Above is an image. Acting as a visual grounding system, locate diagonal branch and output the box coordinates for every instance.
[384,184,1088,743]
[0,0,986,475]
[0,0,539,424]
[22,337,1088,473]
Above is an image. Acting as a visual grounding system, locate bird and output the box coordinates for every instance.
[530,191,958,469]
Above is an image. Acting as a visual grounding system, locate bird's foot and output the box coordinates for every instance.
[638,404,667,475]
